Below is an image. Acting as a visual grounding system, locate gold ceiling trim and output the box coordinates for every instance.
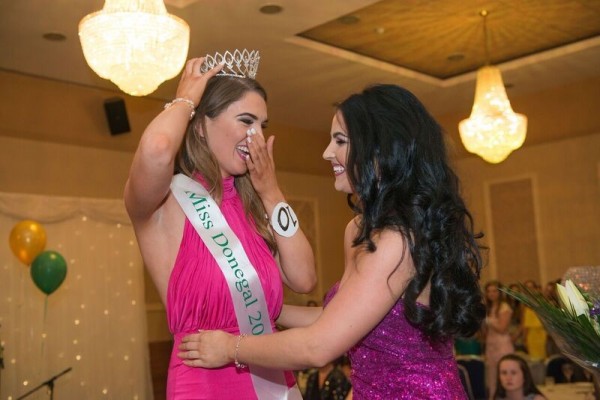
[287,35,600,88]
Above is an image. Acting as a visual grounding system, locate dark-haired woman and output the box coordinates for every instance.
[179,84,486,399]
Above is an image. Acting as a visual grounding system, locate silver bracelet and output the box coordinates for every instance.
[164,97,196,120]
[234,334,247,369]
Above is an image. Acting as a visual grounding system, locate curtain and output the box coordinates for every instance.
[0,192,153,400]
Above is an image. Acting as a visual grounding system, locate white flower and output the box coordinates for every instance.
[556,280,589,317]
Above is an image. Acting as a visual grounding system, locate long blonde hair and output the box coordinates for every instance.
[176,76,277,253]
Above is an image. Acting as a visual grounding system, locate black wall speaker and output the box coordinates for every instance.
[103,97,131,135]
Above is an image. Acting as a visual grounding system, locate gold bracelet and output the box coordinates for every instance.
[234,334,247,369]
[164,97,196,120]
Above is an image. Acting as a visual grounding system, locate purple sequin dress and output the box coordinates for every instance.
[324,282,467,400]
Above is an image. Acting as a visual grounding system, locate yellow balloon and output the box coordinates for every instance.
[9,220,47,265]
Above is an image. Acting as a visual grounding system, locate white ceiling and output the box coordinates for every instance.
[1,0,599,176]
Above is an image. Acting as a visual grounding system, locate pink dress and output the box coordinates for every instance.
[166,176,295,399]
[325,283,467,399]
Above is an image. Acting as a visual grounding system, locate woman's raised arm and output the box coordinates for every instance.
[124,58,222,221]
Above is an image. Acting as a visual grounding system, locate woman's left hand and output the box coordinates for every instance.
[245,131,283,203]
[178,330,235,368]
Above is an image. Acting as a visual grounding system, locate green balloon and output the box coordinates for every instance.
[30,250,67,295]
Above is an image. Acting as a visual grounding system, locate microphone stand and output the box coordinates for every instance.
[16,367,72,400]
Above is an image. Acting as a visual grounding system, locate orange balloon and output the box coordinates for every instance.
[9,220,47,265]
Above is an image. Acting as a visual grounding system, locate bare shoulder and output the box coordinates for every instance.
[343,222,412,299]
[344,217,405,248]
[344,216,360,238]
[355,228,407,270]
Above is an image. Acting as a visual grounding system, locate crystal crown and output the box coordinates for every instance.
[200,49,260,79]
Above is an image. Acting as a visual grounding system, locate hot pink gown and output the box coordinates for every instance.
[166,176,295,399]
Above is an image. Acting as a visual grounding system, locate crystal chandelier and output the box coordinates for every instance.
[459,10,527,164]
[79,0,190,96]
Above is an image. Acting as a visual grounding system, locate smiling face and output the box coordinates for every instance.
[498,359,525,393]
[202,91,267,178]
[322,112,352,193]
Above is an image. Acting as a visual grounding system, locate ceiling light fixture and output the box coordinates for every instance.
[458,10,527,164]
[78,0,190,96]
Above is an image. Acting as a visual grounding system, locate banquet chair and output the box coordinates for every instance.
[455,337,482,356]
[545,354,569,382]
[456,355,486,400]
[527,358,546,385]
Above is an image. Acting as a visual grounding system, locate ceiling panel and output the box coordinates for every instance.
[299,0,600,79]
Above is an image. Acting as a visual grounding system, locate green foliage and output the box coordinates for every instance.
[503,284,600,364]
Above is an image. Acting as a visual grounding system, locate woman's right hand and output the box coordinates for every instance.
[175,57,224,107]
[124,57,222,221]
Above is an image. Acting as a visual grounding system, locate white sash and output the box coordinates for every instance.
[170,174,302,400]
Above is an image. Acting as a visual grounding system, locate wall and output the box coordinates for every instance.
[455,132,600,286]
[0,136,132,198]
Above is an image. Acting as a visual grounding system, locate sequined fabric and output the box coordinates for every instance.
[324,282,467,400]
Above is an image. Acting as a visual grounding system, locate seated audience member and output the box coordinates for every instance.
[493,354,546,400]
[556,361,587,384]
[304,355,352,400]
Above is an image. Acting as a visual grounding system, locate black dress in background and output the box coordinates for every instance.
[303,366,351,400]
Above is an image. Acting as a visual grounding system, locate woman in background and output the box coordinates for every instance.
[493,354,545,400]
[484,280,514,398]
[304,355,351,400]
[506,283,525,353]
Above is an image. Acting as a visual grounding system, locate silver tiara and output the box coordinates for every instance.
[200,49,260,79]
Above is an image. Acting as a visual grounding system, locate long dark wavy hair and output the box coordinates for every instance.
[337,84,485,339]
[494,354,544,399]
